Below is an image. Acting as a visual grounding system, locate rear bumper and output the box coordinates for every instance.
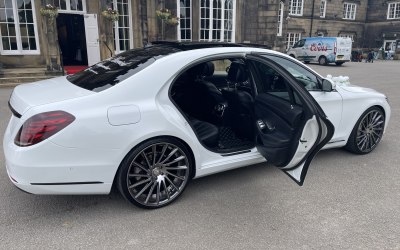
[3,119,120,195]
[6,167,112,194]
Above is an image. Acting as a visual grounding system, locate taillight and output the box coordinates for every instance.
[14,111,75,147]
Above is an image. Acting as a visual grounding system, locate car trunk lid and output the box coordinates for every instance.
[9,76,94,116]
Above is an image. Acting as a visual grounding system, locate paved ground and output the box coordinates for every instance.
[1,60,399,249]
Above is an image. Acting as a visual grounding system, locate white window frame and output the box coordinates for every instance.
[199,0,236,42]
[343,2,356,20]
[289,0,303,16]
[387,2,400,19]
[277,1,284,36]
[223,0,234,42]
[113,0,133,54]
[286,32,301,50]
[177,0,192,41]
[339,33,354,42]
[53,0,87,14]
[320,0,326,18]
[0,0,40,55]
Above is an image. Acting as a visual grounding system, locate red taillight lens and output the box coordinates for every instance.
[14,111,75,147]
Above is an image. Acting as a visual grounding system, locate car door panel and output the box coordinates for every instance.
[255,93,305,166]
[247,54,334,186]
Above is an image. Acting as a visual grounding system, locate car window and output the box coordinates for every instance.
[262,55,320,91]
[294,39,305,48]
[250,60,302,106]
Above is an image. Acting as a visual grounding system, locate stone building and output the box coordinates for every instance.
[0,0,399,75]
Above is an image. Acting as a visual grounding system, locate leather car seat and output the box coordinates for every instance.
[179,62,227,123]
[222,61,254,139]
[190,118,219,147]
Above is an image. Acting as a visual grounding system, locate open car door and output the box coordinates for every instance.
[247,54,334,186]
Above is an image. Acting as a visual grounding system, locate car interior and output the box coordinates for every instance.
[170,57,308,161]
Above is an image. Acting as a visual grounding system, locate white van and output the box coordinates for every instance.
[287,37,352,66]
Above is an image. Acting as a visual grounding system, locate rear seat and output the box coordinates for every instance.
[190,118,219,148]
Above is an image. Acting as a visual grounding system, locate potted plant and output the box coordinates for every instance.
[102,7,119,22]
[40,4,58,23]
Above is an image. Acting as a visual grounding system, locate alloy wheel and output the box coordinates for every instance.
[125,142,190,207]
[355,109,384,153]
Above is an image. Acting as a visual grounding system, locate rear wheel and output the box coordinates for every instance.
[345,107,385,154]
[289,54,295,58]
[117,137,192,208]
[318,56,328,65]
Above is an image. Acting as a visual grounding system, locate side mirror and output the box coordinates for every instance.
[322,79,333,92]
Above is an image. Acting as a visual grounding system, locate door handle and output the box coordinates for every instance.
[257,120,275,132]
[257,120,266,130]
[300,139,307,143]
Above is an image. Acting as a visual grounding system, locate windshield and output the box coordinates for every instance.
[67,46,181,92]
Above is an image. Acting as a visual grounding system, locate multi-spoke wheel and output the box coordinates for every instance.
[345,107,385,154]
[117,138,192,208]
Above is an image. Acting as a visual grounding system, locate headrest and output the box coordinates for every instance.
[200,62,215,77]
[190,62,215,78]
[227,61,247,83]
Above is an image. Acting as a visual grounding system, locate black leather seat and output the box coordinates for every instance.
[176,62,226,123]
[190,119,219,147]
[222,61,254,139]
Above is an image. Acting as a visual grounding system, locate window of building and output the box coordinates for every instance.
[289,0,303,16]
[343,3,356,20]
[223,0,234,42]
[286,33,301,50]
[199,0,235,42]
[320,0,326,18]
[387,2,400,19]
[178,0,192,41]
[277,1,284,36]
[0,0,40,55]
[51,0,86,12]
[113,0,133,54]
[339,33,354,42]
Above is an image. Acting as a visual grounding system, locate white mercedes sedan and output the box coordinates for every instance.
[3,42,390,208]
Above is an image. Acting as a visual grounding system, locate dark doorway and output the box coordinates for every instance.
[57,14,88,66]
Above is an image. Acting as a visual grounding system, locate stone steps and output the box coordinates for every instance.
[0,68,63,86]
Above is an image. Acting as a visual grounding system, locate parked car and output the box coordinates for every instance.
[287,37,352,66]
[4,42,390,208]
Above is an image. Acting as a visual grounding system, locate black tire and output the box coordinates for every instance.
[345,107,385,154]
[335,62,344,66]
[117,137,193,209]
[318,56,328,65]
[289,54,295,58]
[304,61,310,64]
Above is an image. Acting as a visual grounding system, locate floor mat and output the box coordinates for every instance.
[217,126,254,151]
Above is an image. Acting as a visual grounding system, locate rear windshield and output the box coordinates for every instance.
[67,46,181,92]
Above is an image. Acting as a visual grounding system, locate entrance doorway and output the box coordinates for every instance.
[57,14,88,66]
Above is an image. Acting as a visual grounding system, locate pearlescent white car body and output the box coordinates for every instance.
[3,44,390,208]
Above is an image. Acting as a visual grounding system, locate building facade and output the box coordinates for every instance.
[1,0,399,71]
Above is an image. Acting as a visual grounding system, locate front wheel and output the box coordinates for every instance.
[318,56,328,65]
[117,137,193,208]
[345,107,385,154]
[335,62,344,66]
